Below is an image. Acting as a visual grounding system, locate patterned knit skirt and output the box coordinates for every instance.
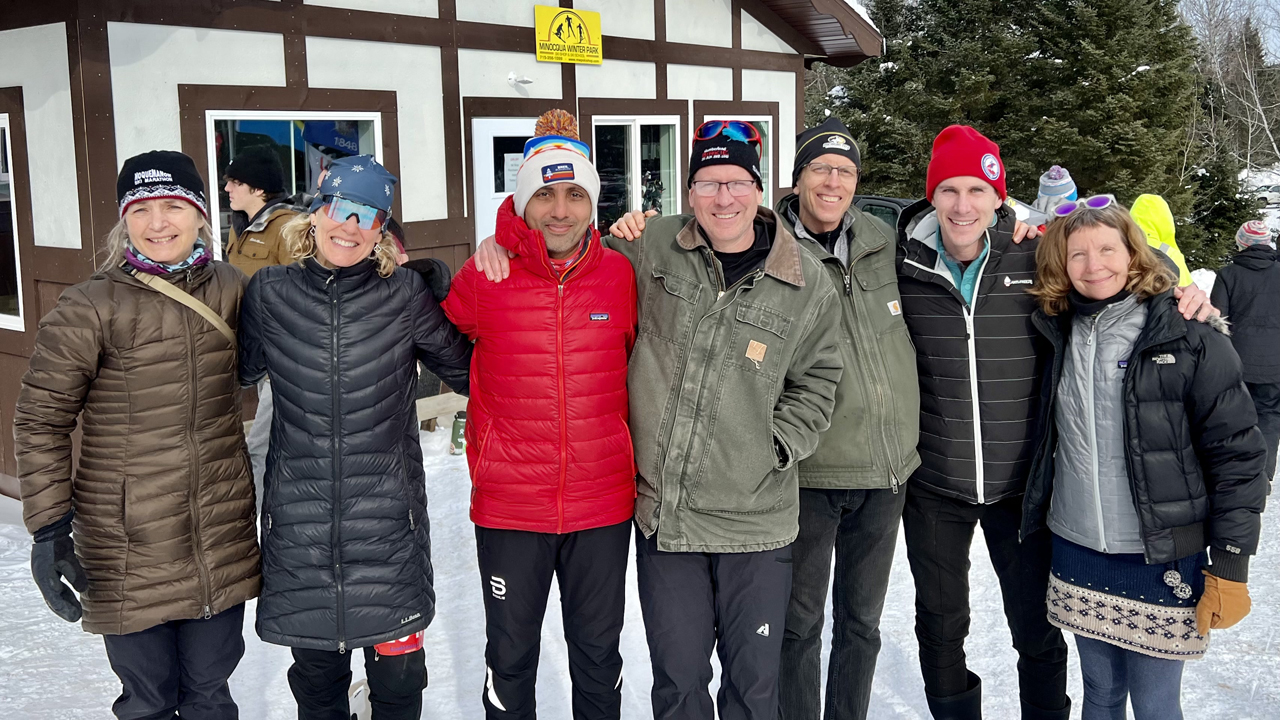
[1046,533,1209,660]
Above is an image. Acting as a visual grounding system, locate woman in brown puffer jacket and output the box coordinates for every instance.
[13,150,260,720]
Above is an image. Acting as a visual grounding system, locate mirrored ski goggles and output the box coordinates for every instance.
[320,196,388,232]
[1051,194,1116,218]
[694,120,762,152]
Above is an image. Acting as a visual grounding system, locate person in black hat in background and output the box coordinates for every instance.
[223,144,302,277]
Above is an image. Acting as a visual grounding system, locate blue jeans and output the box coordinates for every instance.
[1074,635,1184,720]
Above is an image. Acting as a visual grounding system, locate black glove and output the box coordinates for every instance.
[403,257,453,303]
[31,512,88,623]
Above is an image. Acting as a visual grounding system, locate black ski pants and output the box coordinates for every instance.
[780,487,906,720]
[101,602,245,720]
[635,529,793,720]
[476,520,630,720]
[1246,381,1280,482]
[288,645,427,720]
[902,483,1068,710]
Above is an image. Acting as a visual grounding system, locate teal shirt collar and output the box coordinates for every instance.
[937,231,989,306]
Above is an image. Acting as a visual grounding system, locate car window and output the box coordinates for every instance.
[861,202,900,228]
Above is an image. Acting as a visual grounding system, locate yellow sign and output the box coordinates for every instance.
[534,5,602,65]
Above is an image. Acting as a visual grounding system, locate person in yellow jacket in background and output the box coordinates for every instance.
[1131,194,1195,287]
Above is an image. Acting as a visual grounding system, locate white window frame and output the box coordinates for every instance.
[591,115,684,217]
[0,114,25,332]
[701,113,773,206]
[204,110,384,256]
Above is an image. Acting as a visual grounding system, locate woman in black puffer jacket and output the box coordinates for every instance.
[239,156,471,720]
[1023,199,1266,718]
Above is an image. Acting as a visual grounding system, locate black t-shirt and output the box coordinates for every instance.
[711,218,773,288]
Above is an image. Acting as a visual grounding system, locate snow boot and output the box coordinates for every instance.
[1021,696,1071,720]
[925,671,982,719]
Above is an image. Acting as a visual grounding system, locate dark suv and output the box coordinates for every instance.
[853,195,916,229]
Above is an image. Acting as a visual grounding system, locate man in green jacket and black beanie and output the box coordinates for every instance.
[774,118,920,720]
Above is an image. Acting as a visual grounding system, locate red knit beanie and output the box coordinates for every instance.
[926,125,1007,201]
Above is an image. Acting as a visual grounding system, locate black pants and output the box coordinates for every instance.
[1247,381,1280,482]
[288,645,426,720]
[902,484,1068,710]
[101,603,245,720]
[476,520,631,720]
[781,487,906,720]
[635,528,793,720]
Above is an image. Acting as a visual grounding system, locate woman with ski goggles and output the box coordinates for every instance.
[238,155,473,720]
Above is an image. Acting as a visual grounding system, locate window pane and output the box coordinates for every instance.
[492,136,531,194]
[595,124,633,232]
[0,124,18,319]
[214,118,376,249]
[640,124,676,216]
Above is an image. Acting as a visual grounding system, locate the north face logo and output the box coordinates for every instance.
[756,623,770,637]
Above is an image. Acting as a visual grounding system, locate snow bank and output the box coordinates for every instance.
[3,423,1279,717]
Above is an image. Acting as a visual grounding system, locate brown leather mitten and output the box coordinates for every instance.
[1196,571,1252,635]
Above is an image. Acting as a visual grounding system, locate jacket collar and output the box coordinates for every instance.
[245,199,303,234]
[775,193,889,262]
[111,259,214,290]
[302,254,378,289]
[675,207,806,287]
[1233,244,1277,270]
[494,195,601,282]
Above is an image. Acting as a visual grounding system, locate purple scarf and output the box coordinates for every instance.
[124,238,211,276]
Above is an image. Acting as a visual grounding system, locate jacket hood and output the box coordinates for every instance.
[494,195,601,282]
[898,198,1014,269]
[1130,194,1176,251]
[1232,244,1277,271]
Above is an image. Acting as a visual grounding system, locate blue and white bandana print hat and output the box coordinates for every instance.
[309,154,398,215]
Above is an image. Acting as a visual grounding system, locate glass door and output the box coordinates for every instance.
[592,116,681,231]
[471,117,537,244]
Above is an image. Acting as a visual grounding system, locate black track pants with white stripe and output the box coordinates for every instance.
[475,520,631,720]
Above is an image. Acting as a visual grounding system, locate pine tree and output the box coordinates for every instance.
[815,0,1202,219]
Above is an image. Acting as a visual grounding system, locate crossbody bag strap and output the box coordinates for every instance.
[131,270,237,349]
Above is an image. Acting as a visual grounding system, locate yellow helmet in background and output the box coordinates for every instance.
[1130,194,1193,287]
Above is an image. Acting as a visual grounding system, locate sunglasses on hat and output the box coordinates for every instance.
[1051,194,1116,217]
[321,196,388,232]
[694,121,763,157]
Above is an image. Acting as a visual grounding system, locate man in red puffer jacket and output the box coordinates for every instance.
[441,109,637,720]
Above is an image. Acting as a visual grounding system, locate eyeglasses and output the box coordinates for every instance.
[805,162,858,182]
[321,196,388,232]
[691,180,758,198]
[694,121,763,157]
[1051,194,1115,217]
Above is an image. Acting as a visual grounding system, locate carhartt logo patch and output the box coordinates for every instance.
[1153,354,1176,365]
[541,163,575,182]
[590,313,609,321]
[756,623,770,637]
[1004,276,1033,287]
[887,300,902,316]
[745,340,768,369]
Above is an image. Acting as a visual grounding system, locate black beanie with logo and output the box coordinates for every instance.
[687,137,763,190]
[117,150,208,218]
[224,144,287,195]
[793,117,861,186]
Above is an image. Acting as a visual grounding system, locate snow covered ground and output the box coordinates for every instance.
[2,423,1279,718]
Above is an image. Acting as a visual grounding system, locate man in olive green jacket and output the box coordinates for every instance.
[616,124,841,720]
[773,118,920,720]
